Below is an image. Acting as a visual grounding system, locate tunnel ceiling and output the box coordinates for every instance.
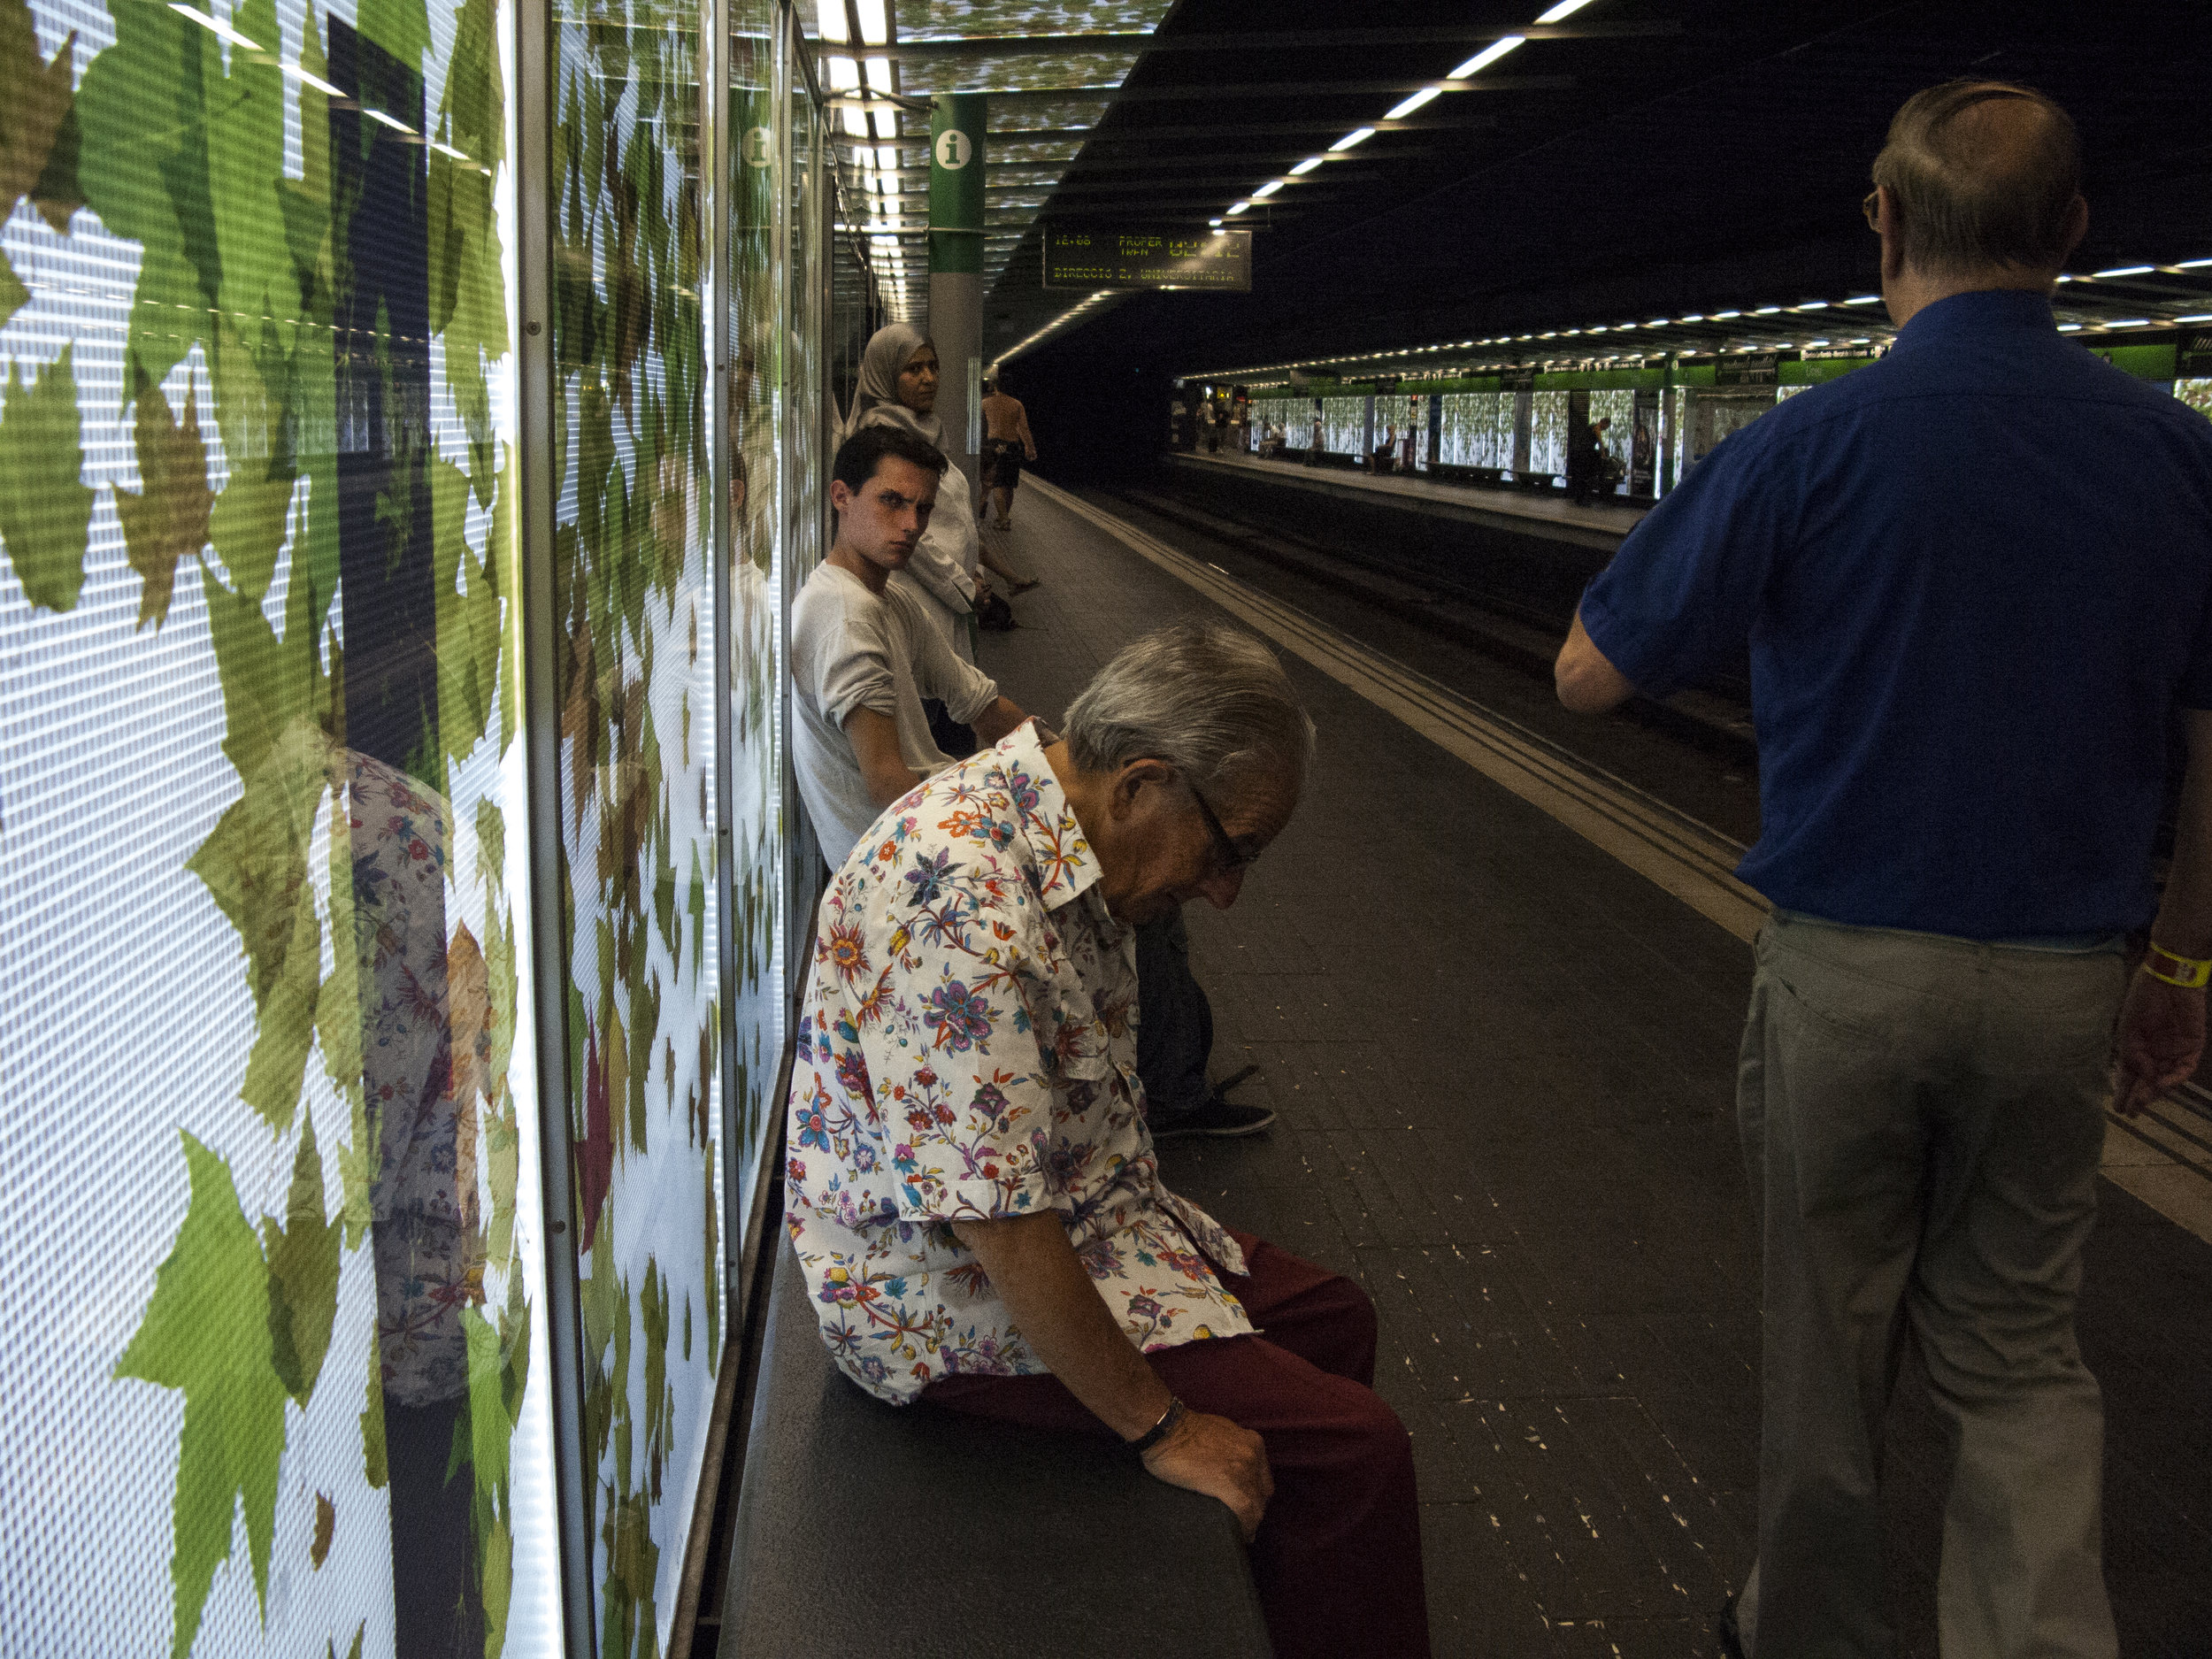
[895,0,2212,379]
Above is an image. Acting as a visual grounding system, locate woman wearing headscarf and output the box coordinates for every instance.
[844,323,986,668]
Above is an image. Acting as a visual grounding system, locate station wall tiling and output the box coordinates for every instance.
[0,0,848,1654]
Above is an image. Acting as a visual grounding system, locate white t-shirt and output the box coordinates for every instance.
[790,562,1001,864]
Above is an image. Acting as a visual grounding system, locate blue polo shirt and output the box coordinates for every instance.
[1580,289,2212,938]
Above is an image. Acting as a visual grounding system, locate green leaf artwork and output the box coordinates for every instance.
[186,714,328,1133]
[0,0,80,325]
[361,1325,388,1491]
[309,1492,335,1570]
[263,1111,341,1408]
[0,345,91,612]
[114,1133,289,1659]
[326,1621,366,1659]
[114,379,213,631]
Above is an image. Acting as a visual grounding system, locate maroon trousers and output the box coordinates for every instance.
[926,1231,1432,1658]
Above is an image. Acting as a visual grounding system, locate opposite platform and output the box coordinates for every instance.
[1171,449,1650,554]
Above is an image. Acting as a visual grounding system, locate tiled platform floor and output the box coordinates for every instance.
[972,480,2212,1658]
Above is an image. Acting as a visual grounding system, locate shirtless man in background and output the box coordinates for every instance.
[980,373,1039,534]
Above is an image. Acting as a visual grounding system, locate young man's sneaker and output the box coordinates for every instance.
[1150,1096,1276,1141]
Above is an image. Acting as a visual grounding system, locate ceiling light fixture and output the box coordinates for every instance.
[1252,180,1283,197]
[1330,127,1376,152]
[2093,265,2154,279]
[1384,88,1440,119]
[1448,37,1524,78]
[1289,157,1324,175]
[1535,0,1596,19]
[1225,202,1250,216]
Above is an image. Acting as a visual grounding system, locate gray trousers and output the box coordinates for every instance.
[1735,913,2124,1659]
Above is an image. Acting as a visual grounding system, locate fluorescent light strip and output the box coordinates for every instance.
[2093,265,2154,279]
[1330,127,1375,152]
[1448,37,1523,78]
[1225,202,1249,215]
[1535,0,1595,19]
[1252,180,1282,198]
[1289,157,1323,175]
[1384,88,1440,119]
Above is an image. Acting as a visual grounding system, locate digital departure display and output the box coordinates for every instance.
[1043,226,1254,290]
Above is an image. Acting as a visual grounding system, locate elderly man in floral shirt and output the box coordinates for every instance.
[786,621,1428,1658]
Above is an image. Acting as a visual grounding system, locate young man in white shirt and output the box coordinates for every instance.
[792,425,1033,864]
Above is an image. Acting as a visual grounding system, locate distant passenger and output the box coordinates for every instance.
[1555,80,2212,1659]
[979,373,1039,544]
[787,623,1427,1659]
[791,426,1033,865]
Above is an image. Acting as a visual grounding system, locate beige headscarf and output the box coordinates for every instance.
[844,322,943,448]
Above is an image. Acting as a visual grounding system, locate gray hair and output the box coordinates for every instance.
[1062,621,1316,802]
[1871,80,2081,276]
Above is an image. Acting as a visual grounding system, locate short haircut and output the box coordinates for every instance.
[1871,80,2082,276]
[1062,621,1316,803]
[833,424,949,493]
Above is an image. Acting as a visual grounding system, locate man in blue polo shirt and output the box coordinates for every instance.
[1556,81,2212,1658]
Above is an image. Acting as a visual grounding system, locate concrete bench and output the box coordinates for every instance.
[717,1244,1273,1659]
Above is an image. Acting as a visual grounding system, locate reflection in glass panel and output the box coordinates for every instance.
[1587,388,1636,494]
[1,0,552,1653]
[1439,391,1517,470]
[1318,396,1365,457]
[1527,389,1571,478]
[726,0,787,1253]
[545,0,721,1647]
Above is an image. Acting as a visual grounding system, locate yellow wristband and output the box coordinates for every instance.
[2143,943,2212,988]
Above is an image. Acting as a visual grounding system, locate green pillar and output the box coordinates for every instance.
[929,94,986,494]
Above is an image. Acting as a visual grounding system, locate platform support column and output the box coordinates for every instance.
[929,93,986,500]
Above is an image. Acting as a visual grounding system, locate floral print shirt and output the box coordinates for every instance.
[787,723,1254,1405]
